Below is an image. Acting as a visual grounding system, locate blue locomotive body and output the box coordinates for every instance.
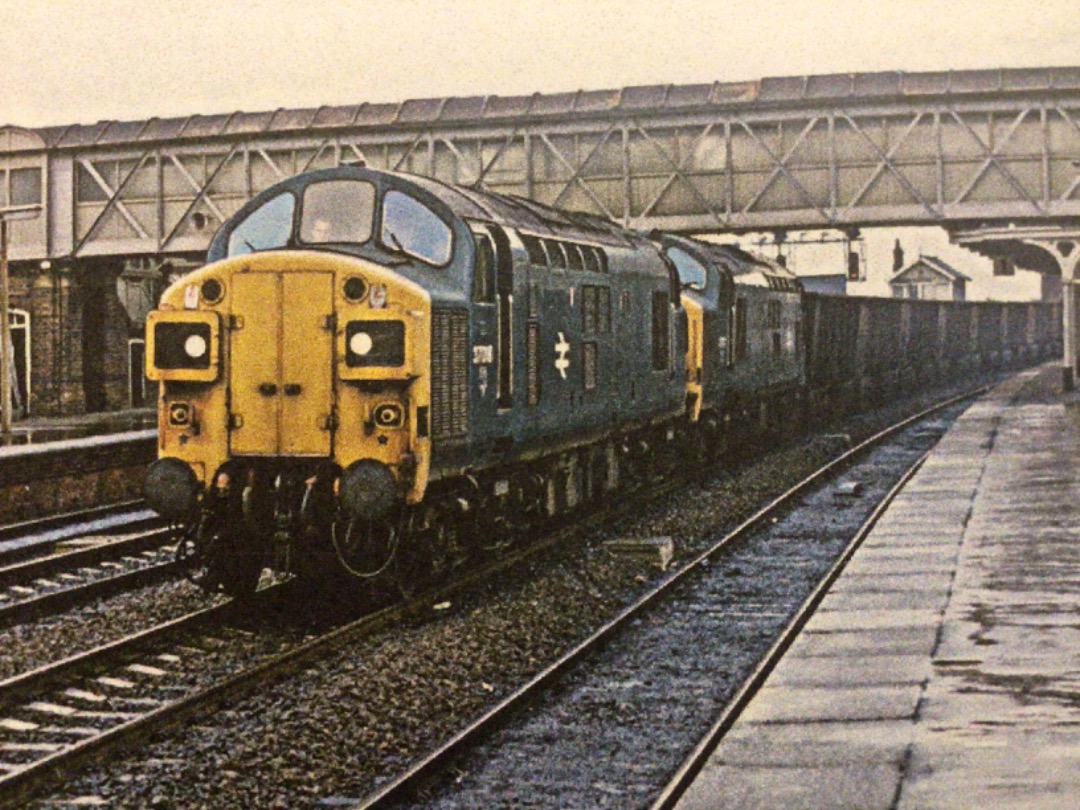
[148,167,688,594]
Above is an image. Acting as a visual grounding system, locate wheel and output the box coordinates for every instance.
[394,507,458,599]
[179,522,263,598]
[393,531,437,600]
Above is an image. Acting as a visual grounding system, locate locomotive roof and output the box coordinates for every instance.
[207,165,642,263]
[661,234,802,292]
[398,171,636,248]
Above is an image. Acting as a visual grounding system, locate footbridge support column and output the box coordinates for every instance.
[951,225,1080,391]
[1021,238,1080,390]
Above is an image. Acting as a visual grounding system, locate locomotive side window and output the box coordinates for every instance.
[583,247,600,274]
[491,225,515,409]
[529,282,541,319]
[767,300,781,329]
[651,291,669,371]
[227,193,295,256]
[381,190,453,266]
[768,300,783,360]
[566,243,585,272]
[732,297,748,365]
[300,180,375,244]
[472,231,496,303]
[547,240,568,270]
[665,246,708,291]
[522,235,548,267]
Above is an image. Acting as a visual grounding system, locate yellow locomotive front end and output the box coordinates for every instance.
[145,250,432,595]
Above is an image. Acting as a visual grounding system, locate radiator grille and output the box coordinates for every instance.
[431,309,469,437]
[527,321,540,406]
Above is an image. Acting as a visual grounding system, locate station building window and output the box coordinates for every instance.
[0,310,31,417]
[7,167,42,207]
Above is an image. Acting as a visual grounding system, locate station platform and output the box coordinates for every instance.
[674,363,1080,810]
[0,406,154,448]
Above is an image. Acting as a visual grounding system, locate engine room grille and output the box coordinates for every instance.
[431,309,469,437]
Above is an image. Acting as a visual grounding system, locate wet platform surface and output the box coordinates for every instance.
[674,364,1080,810]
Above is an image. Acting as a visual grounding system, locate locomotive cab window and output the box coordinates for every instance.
[381,190,453,266]
[666,246,708,291]
[227,193,295,256]
[299,180,375,244]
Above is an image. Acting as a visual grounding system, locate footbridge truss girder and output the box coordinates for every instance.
[3,66,1080,262]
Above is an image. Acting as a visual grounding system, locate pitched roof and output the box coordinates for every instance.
[6,67,1080,153]
[891,255,971,283]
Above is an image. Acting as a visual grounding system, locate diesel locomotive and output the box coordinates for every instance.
[144,166,723,596]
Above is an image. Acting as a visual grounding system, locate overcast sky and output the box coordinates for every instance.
[1,0,1078,129]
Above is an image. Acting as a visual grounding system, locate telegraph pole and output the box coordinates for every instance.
[0,204,42,439]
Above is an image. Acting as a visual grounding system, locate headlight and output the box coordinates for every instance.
[154,322,213,369]
[146,310,220,382]
[373,402,404,428]
[345,320,405,367]
[184,334,208,360]
[200,278,224,304]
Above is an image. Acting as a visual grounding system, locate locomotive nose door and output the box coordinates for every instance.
[229,270,335,456]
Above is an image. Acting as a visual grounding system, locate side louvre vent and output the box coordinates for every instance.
[431,309,469,437]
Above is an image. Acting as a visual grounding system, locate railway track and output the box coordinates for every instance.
[0,501,158,565]
[0,506,176,625]
[0,596,252,807]
[0,522,595,810]
[348,391,975,809]
[12,386,981,809]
